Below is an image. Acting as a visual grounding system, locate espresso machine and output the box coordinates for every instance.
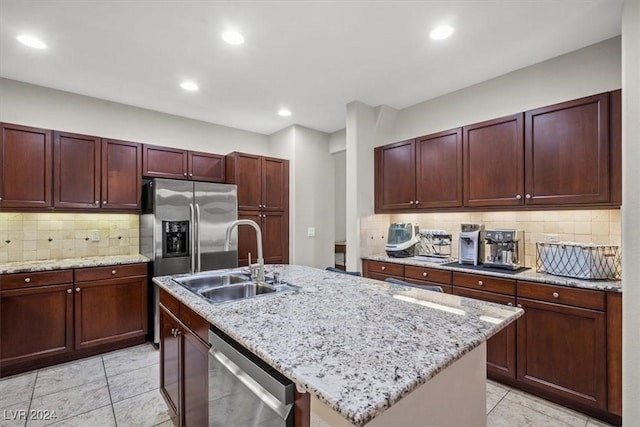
[458,224,484,265]
[484,229,525,270]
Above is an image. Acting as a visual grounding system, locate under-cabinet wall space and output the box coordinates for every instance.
[0,213,139,262]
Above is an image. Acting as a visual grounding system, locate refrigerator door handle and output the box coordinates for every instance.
[189,203,195,273]
[195,203,202,272]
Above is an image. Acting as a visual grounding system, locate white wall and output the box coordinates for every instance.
[0,78,270,155]
[329,128,346,154]
[333,151,346,243]
[621,0,640,422]
[389,36,622,144]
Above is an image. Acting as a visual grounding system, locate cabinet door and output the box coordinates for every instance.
[263,211,289,264]
[0,284,73,368]
[463,114,524,207]
[188,151,225,183]
[374,140,416,211]
[261,157,288,211]
[516,298,606,409]
[525,93,609,205]
[53,132,101,209]
[160,306,181,417]
[415,129,463,208]
[182,327,209,427]
[74,276,148,350]
[453,287,516,379]
[0,123,52,209]
[609,89,621,205]
[227,152,262,210]
[102,139,142,210]
[143,144,188,179]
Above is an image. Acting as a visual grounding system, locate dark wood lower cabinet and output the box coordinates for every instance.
[0,264,148,377]
[159,290,209,427]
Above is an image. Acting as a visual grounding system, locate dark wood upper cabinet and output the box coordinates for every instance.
[416,128,463,208]
[226,152,262,210]
[101,139,142,210]
[609,89,621,205]
[0,123,52,209]
[143,144,225,183]
[374,139,416,211]
[262,156,289,211]
[188,151,225,183]
[143,144,189,180]
[463,114,525,207]
[53,131,101,209]
[524,93,609,205]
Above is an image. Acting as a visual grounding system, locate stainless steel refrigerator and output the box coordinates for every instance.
[140,178,238,344]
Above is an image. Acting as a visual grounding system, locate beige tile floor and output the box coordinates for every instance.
[0,343,615,427]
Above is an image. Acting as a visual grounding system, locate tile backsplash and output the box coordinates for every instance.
[0,213,139,263]
[361,210,621,268]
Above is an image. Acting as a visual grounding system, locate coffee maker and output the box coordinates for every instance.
[385,223,420,258]
[458,224,484,265]
[484,229,525,270]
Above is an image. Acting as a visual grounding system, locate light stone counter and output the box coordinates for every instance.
[153,264,522,426]
[363,254,623,292]
[0,254,150,274]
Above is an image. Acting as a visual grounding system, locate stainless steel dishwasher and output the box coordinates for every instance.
[208,327,295,426]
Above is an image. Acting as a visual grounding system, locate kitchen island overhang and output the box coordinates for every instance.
[153,264,523,426]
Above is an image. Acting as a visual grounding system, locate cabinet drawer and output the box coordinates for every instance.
[159,287,180,316]
[453,272,515,295]
[405,265,451,285]
[74,263,147,282]
[1,270,73,290]
[402,278,453,294]
[453,286,516,307]
[366,261,404,277]
[180,304,209,345]
[517,281,605,311]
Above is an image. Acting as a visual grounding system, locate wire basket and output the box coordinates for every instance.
[536,242,621,280]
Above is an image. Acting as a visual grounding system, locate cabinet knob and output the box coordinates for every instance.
[525,194,532,199]
[111,270,117,275]
[75,287,80,292]
[516,194,522,200]
[263,205,266,209]
[0,196,2,201]
[67,289,72,294]
[415,200,420,205]
[103,201,107,205]
[478,280,484,286]
[95,200,99,204]
[183,172,187,177]
[507,302,513,306]
[552,292,560,298]
[409,200,414,205]
[422,272,428,277]
[517,304,523,308]
[381,266,386,271]
[24,277,31,283]
[189,173,193,177]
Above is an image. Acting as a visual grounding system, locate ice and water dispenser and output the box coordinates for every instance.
[162,220,189,258]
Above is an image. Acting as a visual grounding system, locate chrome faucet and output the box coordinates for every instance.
[224,219,265,283]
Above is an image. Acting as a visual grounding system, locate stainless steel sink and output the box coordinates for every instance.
[172,271,299,304]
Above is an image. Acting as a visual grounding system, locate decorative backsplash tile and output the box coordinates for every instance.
[361,209,621,268]
[0,213,139,263]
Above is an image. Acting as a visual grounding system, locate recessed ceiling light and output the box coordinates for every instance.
[429,25,454,40]
[16,34,47,49]
[278,109,292,117]
[180,81,199,91]
[222,31,244,45]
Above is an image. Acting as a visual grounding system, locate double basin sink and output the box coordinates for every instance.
[172,271,299,304]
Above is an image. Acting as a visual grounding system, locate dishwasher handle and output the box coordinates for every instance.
[208,330,294,414]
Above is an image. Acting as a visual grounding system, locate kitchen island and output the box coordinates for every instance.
[153,265,523,426]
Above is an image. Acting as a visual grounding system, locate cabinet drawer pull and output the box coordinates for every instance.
[422,272,428,277]
[24,277,31,283]
[381,266,386,271]
[111,270,117,275]
[507,302,513,306]
[67,289,72,294]
[478,280,484,286]
[75,287,81,292]
[552,292,560,298]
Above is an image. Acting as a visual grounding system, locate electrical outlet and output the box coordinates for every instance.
[89,229,101,242]
[307,227,316,238]
[545,234,559,243]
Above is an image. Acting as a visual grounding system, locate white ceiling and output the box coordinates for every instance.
[0,0,623,135]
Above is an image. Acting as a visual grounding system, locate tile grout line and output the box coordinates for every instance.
[24,369,38,427]
[101,355,118,427]
[487,388,511,418]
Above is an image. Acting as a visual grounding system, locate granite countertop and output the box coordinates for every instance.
[363,254,623,293]
[0,254,150,274]
[153,264,522,426]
